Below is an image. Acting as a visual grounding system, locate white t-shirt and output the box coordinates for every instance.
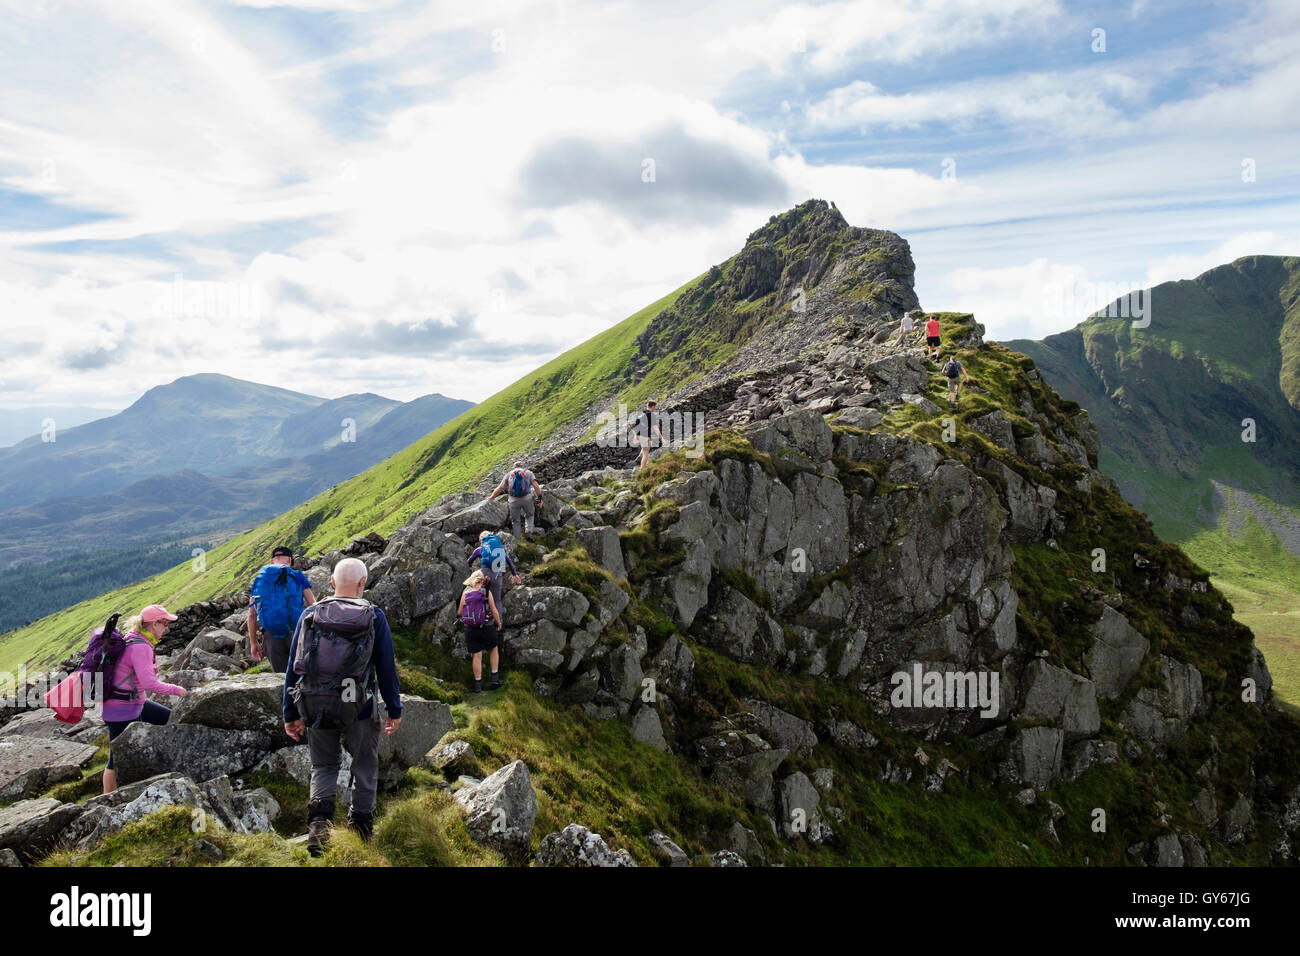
[901,315,914,332]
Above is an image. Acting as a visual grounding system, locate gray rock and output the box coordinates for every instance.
[440,498,510,536]
[711,849,748,867]
[969,409,1016,450]
[1063,739,1118,782]
[503,586,590,627]
[630,705,668,752]
[600,644,644,703]
[827,717,878,752]
[455,760,538,861]
[1020,660,1100,740]
[0,734,99,800]
[699,587,783,665]
[744,699,817,756]
[576,526,627,580]
[1088,606,1150,700]
[648,830,689,867]
[0,798,85,862]
[778,771,824,840]
[1220,793,1253,845]
[1152,833,1185,867]
[836,406,884,431]
[63,775,221,850]
[1011,727,1064,788]
[1123,656,1203,745]
[710,746,789,812]
[110,723,280,785]
[234,787,280,833]
[377,696,455,777]
[536,823,637,867]
[254,745,351,790]
[0,848,19,866]
[425,740,479,777]
[0,709,104,744]
[170,672,286,733]
[650,635,695,698]
[724,821,766,864]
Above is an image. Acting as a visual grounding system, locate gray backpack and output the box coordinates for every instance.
[290,596,377,730]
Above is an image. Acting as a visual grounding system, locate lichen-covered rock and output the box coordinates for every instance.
[170,672,286,733]
[1088,606,1150,701]
[535,823,637,867]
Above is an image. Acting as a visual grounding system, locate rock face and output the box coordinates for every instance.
[454,760,538,862]
[0,798,84,862]
[535,823,637,867]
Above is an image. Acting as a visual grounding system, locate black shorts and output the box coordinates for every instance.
[927,335,941,347]
[466,623,500,654]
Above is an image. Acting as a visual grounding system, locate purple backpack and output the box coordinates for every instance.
[79,612,148,702]
[461,586,490,627]
[290,597,377,729]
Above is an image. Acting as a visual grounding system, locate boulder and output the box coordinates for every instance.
[234,787,281,834]
[110,723,280,785]
[535,823,637,867]
[503,587,590,627]
[170,673,286,733]
[630,705,668,752]
[254,745,351,792]
[0,709,105,745]
[1011,727,1064,788]
[698,588,783,665]
[1088,607,1150,701]
[648,830,689,867]
[1123,656,1203,745]
[0,735,100,801]
[454,760,538,861]
[649,634,695,698]
[778,771,822,840]
[439,498,510,536]
[425,740,480,778]
[1020,660,1100,740]
[378,696,455,777]
[711,849,748,867]
[744,699,817,756]
[0,798,85,862]
[576,526,627,580]
[724,822,766,865]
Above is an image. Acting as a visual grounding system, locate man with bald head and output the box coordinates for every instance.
[282,557,402,856]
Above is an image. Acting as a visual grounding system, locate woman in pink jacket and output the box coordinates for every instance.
[101,604,188,794]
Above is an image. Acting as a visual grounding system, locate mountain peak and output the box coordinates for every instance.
[744,197,850,248]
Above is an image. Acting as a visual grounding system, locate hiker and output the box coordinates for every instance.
[898,309,921,345]
[485,462,543,541]
[459,569,504,693]
[942,353,970,407]
[248,545,316,673]
[469,530,521,630]
[925,315,943,361]
[282,557,401,857]
[101,606,188,794]
[630,399,665,471]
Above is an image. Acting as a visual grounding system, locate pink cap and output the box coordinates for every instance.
[141,604,178,623]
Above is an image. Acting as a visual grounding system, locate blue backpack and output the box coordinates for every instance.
[509,469,530,497]
[251,564,305,636]
[479,534,507,573]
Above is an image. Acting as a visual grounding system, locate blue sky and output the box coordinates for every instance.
[2,0,1298,416]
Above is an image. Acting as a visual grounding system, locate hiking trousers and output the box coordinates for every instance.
[509,492,536,539]
[263,634,291,674]
[307,714,380,814]
[484,570,506,627]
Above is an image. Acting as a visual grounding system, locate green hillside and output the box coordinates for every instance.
[0,276,704,674]
[1007,255,1300,707]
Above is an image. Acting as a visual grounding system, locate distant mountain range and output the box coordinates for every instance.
[0,374,471,628]
[1007,254,1300,699]
[0,406,118,448]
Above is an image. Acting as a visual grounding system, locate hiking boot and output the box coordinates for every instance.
[306,798,335,858]
[347,807,375,842]
[472,679,483,694]
[490,674,503,690]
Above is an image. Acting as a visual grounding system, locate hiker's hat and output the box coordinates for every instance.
[271,546,293,559]
[141,604,178,623]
